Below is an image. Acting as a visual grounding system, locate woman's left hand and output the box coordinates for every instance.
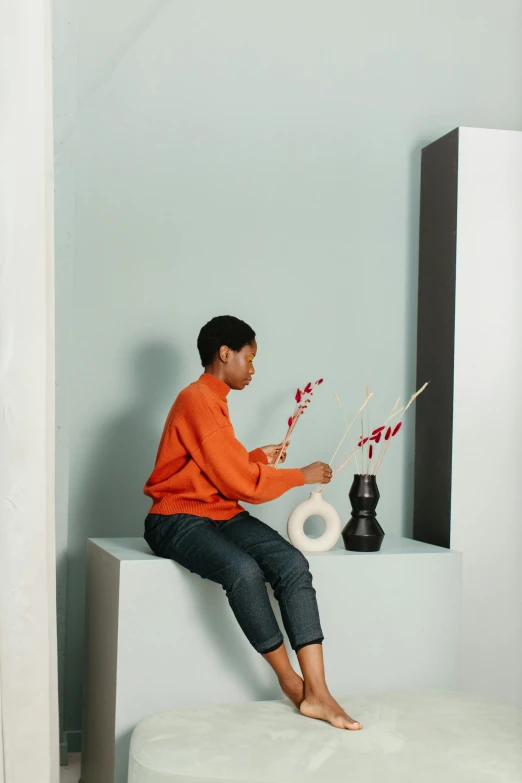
[261,442,289,465]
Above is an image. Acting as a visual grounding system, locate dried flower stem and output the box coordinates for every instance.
[273,379,323,468]
[360,412,364,474]
[403,382,429,414]
[372,435,393,476]
[371,396,401,472]
[334,392,359,473]
[329,392,373,467]
[365,381,370,473]
[317,441,362,491]
[273,408,301,468]
[318,392,374,491]
[373,383,429,475]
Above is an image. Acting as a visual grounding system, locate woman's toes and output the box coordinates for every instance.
[335,713,362,730]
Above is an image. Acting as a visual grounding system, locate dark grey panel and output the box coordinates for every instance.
[413,129,458,548]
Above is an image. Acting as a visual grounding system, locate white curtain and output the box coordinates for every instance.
[0,0,59,781]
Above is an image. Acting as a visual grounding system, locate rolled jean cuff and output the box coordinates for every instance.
[294,637,324,653]
[256,633,285,655]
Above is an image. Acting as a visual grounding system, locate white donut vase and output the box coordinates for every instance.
[287,491,342,552]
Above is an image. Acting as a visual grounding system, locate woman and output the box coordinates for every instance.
[143,315,362,730]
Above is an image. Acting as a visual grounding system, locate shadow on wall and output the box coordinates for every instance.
[79,340,182,537]
[62,340,183,738]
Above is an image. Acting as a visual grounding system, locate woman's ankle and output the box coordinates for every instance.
[304,679,330,701]
[303,681,330,700]
[279,668,301,684]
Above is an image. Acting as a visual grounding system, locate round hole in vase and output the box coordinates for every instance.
[287,492,342,552]
[303,516,326,538]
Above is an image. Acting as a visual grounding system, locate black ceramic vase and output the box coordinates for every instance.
[342,474,384,552]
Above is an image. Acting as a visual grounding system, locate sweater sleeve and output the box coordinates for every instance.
[248,448,269,465]
[191,425,304,504]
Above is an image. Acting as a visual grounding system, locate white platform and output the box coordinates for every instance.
[82,535,462,783]
[128,691,522,783]
[415,127,522,709]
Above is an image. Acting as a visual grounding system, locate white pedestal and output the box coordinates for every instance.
[415,127,522,708]
[82,535,462,783]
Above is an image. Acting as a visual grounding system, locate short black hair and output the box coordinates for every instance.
[197,315,256,367]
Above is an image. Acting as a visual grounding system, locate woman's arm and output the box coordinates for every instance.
[248,448,269,465]
[191,426,304,504]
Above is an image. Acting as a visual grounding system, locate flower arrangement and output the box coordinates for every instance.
[317,382,429,491]
[273,378,324,468]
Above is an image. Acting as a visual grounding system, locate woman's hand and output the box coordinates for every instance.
[300,462,333,485]
[261,442,289,465]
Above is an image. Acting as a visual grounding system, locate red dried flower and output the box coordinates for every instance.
[370,432,382,444]
[317,378,324,384]
[392,422,403,436]
[295,389,302,403]
[385,427,392,441]
[358,437,369,447]
[304,382,313,393]
[288,417,293,428]
[372,426,385,435]
[369,445,373,460]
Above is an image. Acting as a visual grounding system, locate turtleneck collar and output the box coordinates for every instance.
[199,373,230,401]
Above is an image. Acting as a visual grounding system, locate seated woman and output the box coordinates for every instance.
[143,315,362,730]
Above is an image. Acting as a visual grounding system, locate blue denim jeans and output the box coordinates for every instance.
[144,510,324,654]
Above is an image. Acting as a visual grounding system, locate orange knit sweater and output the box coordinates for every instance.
[143,373,305,520]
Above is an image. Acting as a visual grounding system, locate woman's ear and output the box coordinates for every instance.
[219,345,230,363]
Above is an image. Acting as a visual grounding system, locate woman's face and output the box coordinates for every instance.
[223,340,257,390]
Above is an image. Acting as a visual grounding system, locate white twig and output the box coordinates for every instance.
[373,383,429,475]
[329,393,373,467]
[366,381,370,474]
[334,392,359,473]
[317,441,362,491]
[372,396,402,473]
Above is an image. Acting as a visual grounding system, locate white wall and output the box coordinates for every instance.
[0,0,60,778]
[452,128,522,707]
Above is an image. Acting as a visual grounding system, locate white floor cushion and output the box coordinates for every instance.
[128,690,522,783]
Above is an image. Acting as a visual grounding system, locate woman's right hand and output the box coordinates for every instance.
[300,461,333,485]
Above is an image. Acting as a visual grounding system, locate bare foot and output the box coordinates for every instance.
[300,690,363,730]
[279,672,305,710]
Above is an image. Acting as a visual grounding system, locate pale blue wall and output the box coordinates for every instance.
[54,0,522,744]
